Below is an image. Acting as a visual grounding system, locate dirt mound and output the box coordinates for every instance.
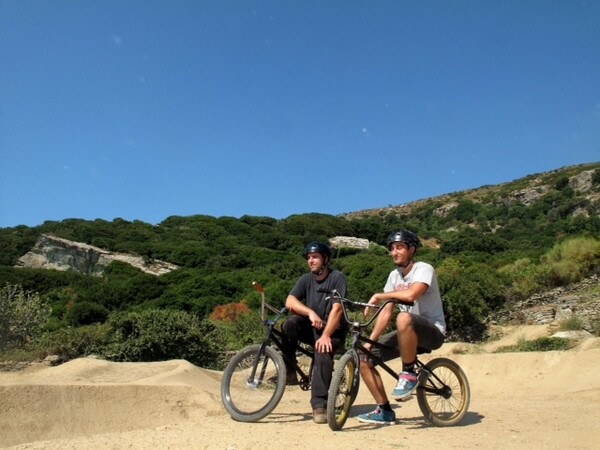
[2,333,600,449]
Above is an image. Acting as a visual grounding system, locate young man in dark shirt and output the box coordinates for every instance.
[280,242,348,424]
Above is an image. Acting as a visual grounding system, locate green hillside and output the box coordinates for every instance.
[1,162,599,367]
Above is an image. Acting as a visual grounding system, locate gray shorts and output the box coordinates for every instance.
[364,313,445,365]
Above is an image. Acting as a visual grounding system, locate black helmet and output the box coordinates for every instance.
[303,242,332,260]
[386,230,421,250]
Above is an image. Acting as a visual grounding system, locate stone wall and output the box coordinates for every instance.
[490,275,600,332]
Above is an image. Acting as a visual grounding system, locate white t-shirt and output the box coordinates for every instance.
[384,261,446,335]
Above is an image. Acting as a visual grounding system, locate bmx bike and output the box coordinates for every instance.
[220,282,315,422]
[325,290,471,431]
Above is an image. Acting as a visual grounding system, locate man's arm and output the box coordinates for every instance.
[368,281,429,305]
[285,294,324,330]
[366,301,394,343]
[314,302,342,352]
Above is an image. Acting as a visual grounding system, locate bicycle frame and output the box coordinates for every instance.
[249,282,315,391]
[334,294,444,395]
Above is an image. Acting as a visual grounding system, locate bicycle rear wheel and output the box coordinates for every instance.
[416,357,470,427]
[327,352,359,431]
[221,344,286,422]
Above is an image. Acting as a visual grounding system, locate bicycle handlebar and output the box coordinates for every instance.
[317,288,413,329]
[317,288,413,307]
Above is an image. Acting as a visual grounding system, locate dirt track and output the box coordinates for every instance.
[1,329,599,449]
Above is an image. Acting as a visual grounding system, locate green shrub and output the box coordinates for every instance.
[107,309,220,368]
[0,283,51,350]
[495,336,574,353]
[66,301,110,326]
[35,324,112,361]
[499,258,549,301]
[211,309,264,351]
[542,236,600,286]
[590,319,600,337]
[557,316,585,331]
[436,259,506,339]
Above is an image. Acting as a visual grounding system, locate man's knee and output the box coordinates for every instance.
[396,312,413,333]
[314,351,334,369]
[282,315,304,336]
[359,358,375,375]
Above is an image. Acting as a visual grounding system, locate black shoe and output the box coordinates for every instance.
[313,408,327,424]
[287,373,299,385]
[267,373,298,385]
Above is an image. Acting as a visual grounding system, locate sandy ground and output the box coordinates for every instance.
[1,326,600,450]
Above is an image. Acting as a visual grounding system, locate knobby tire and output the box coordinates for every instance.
[221,344,286,422]
[416,357,471,427]
[327,352,359,431]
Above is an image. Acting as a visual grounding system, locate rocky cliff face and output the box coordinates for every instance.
[15,234,178,276]
[341,163,599,220]
[490,275,600,332]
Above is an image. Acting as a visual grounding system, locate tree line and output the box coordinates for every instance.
[1,163,599,367]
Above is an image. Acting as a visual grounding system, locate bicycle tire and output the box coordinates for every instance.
[416,357,470,427]
[327,352,359,431]
[220,344,286,422]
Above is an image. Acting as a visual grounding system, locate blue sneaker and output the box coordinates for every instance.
[392,371,418,400]
[357,406,396,425]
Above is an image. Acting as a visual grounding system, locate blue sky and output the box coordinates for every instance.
[1,1,599,228]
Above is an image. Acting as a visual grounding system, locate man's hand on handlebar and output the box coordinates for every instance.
[364,293,381,316]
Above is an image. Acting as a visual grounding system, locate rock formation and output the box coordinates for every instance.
[15,234,178,276]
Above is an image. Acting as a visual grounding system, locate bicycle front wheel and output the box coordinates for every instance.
[220,344,286,422]
[416,357,470,427]
[327,352,359,431]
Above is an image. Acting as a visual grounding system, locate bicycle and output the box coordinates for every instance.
[325,290,471,431]
[220,282,315,422]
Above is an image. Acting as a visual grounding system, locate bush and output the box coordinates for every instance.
[107,309,220,368]
[591,319,600,337]
[66,301,110,326]
[558,316,585,331]
[35,324,112,361]
[542,236,600,286]
[495,336,574,353]
[436,259,506,339]
[499,258,550,301]
[0,283,51,350]
[211,309,264,352]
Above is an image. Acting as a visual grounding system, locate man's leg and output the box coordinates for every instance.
[360,362,388,404]
[359,330,398,404]
[392,313,445,400]
[310,332,344,411]
[391,312,419,400]
[397,312,418,370]
[358,331,398,424]
[280,315,313,383]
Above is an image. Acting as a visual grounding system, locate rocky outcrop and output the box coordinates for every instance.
[569,169,595,193]
[329,236,370,250]
[490,275,600,333]
[342,164,599,222]
[15,234,178,276]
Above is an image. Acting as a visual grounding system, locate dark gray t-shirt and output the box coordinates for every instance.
[289,269,348,322]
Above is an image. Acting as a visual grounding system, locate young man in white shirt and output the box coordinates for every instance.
[358,230,446,425]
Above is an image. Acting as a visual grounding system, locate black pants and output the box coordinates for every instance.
[280,314,345,409]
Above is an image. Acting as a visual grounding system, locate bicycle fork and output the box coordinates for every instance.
[246,343,270,388]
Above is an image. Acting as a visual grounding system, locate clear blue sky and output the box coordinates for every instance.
[1,1,599,228]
